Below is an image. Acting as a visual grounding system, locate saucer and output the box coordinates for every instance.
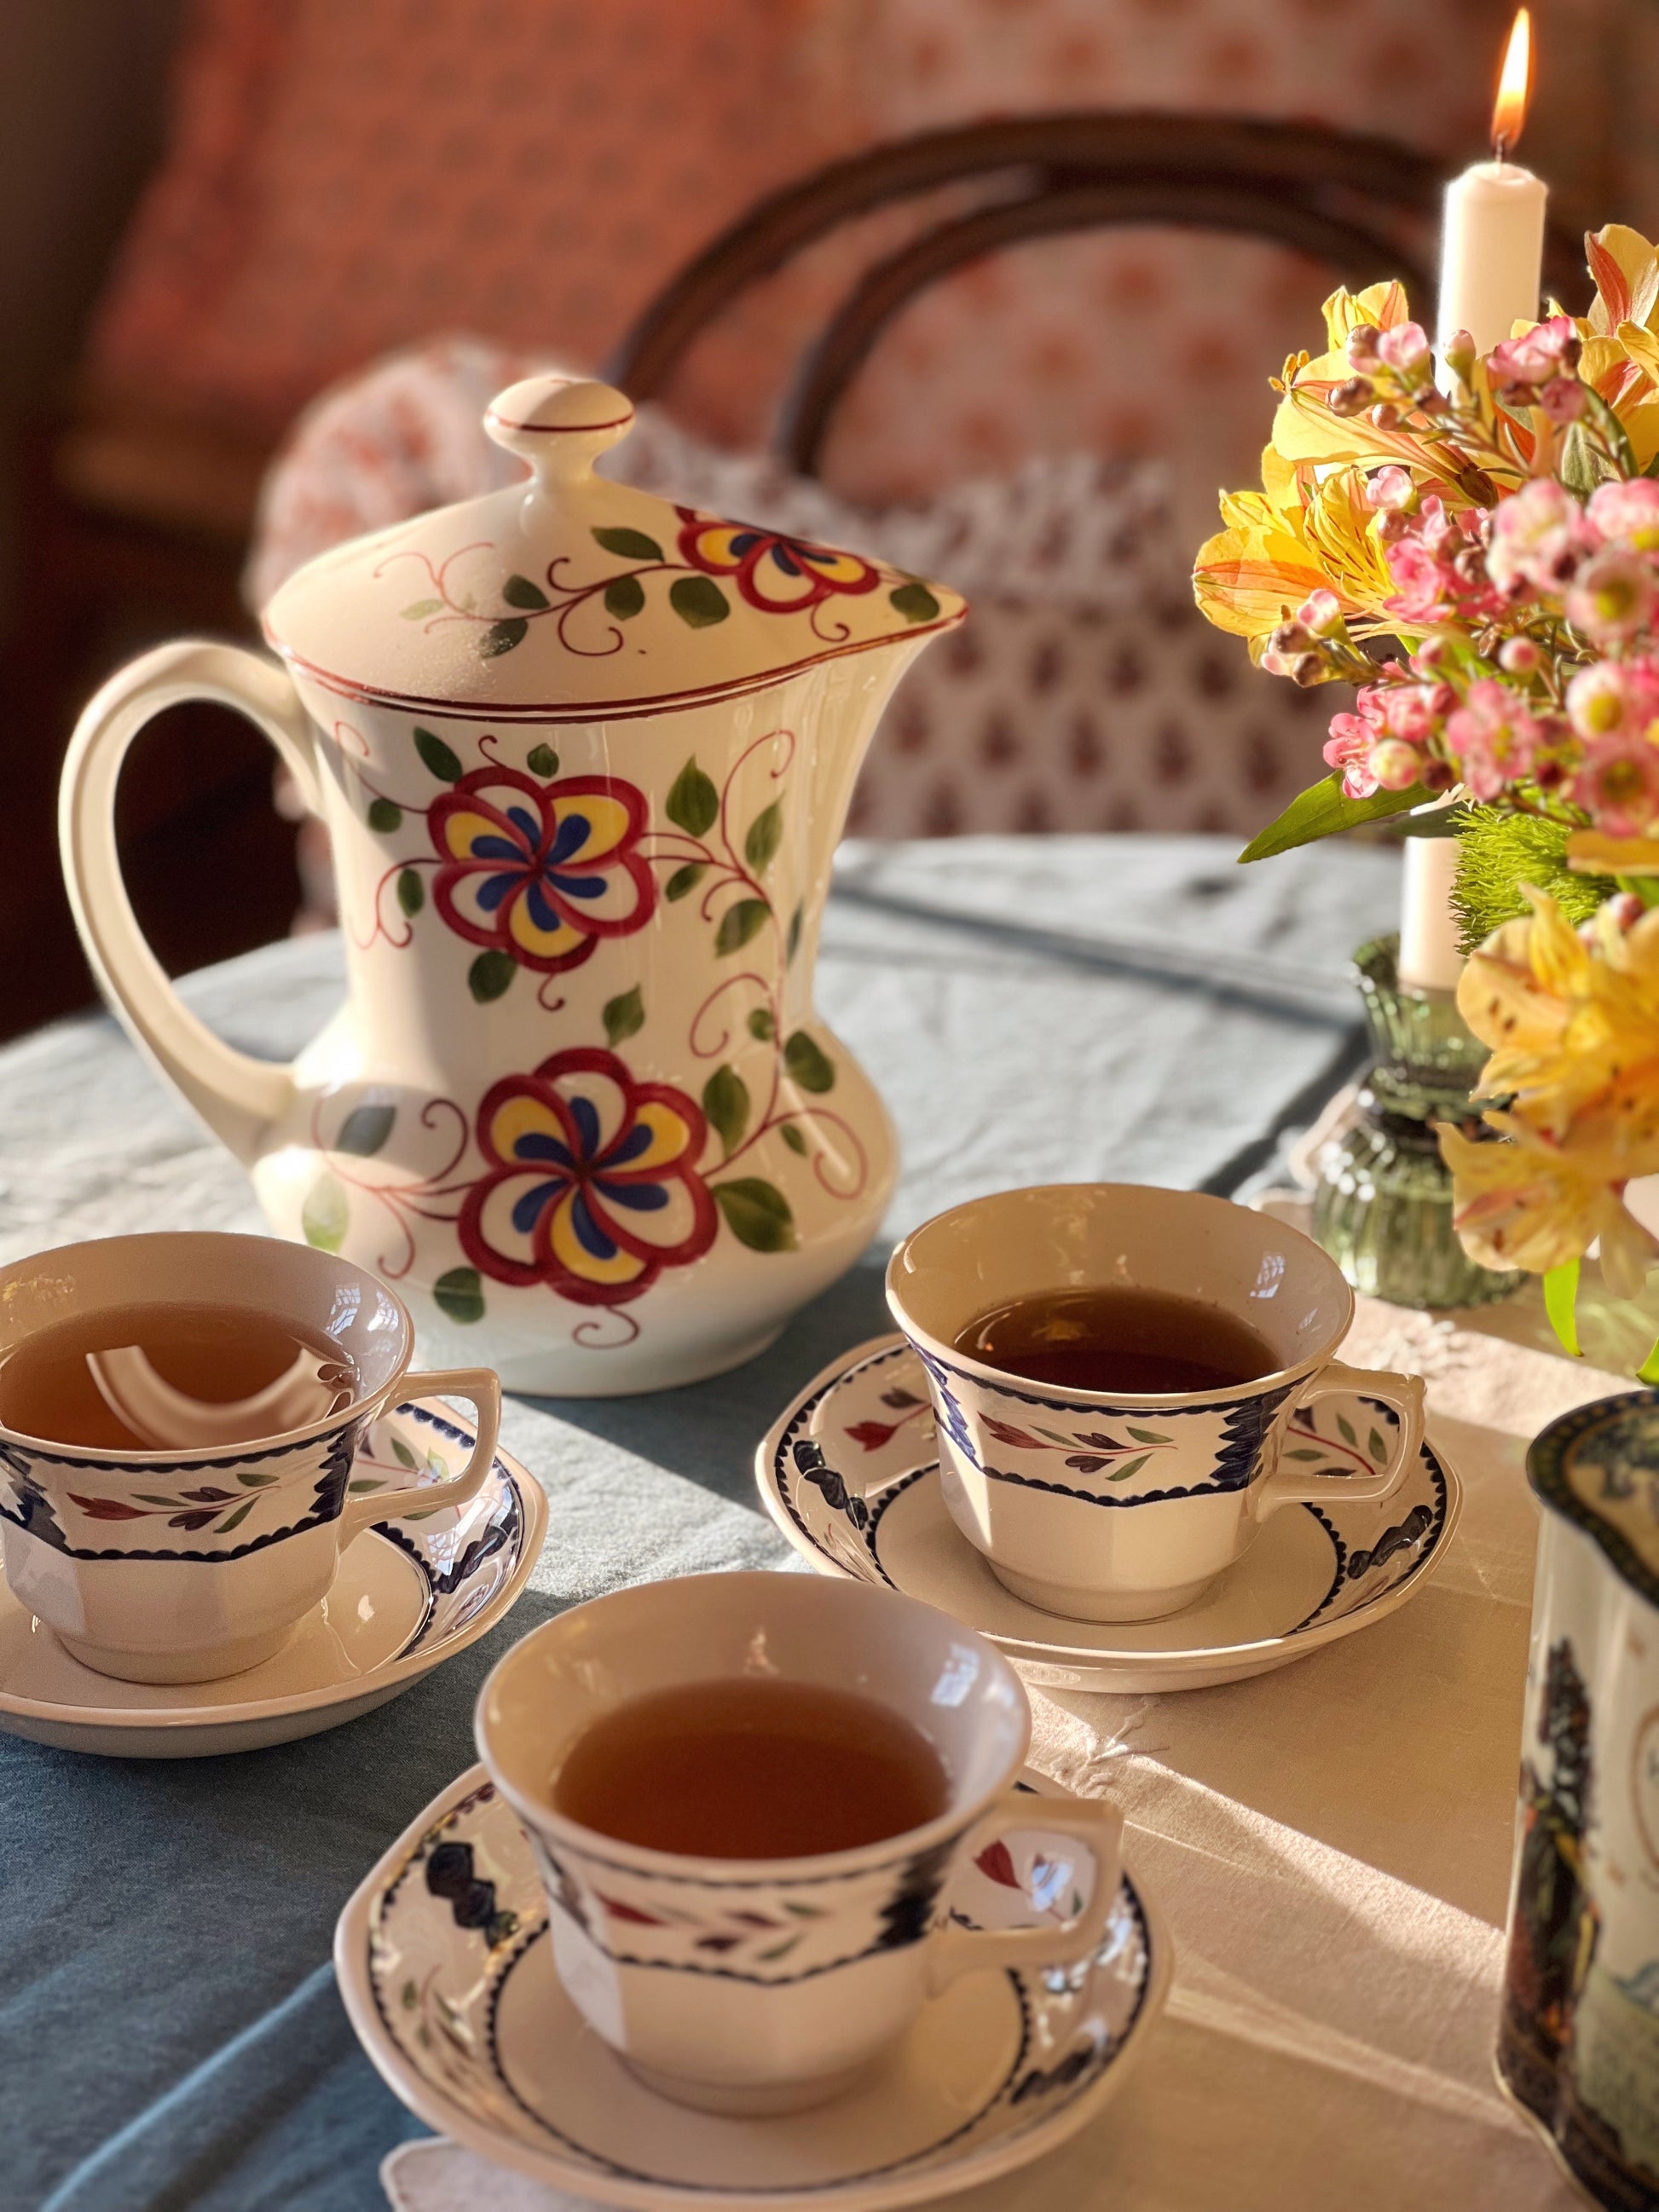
[757,1337,1461,1695]
[336,1762,1169,2212]
[0,1399,546,1756]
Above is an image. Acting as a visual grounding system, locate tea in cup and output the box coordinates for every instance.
[475,1571,1123,2115]
[0,1232,500,1682]
[887,1183,1425,1622]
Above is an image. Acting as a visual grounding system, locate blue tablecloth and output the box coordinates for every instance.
[0,835,1402,2212]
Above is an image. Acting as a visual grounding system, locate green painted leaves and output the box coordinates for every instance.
[604,986,645,1046]
[502,573,550,610]
[367,797,402,833]
[714,1178,796,1251]
[744,800,783,874]
[401,598,443,620]
[783,1030,834,1093]
[414,726,464,783]
[526,742,559,778]
[715,900,770,956]
[592,525,663,563]
[747,1007,775,1042]
[889,580,940,624]
[703,1065,749,1157]
[433,1267,485,1325]
[396,869,425,917]
[336,1101,396,1157]
[666,757,719,837]
[665,863,706,902]
[604,575,645,621]
[670,575,729,628]
[469,950,517,1002]
[481,620,529,657]
[302,1175,348,1253]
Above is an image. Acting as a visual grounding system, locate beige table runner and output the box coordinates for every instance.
[385,1295,1615,2212]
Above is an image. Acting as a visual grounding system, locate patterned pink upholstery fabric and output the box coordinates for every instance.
[249,338,1328,863]
[87,0,1574,544]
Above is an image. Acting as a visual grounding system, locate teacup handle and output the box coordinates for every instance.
[925,1791,1124,1996]
[1259,1360,1425,1516]
[339,1369,504,1541]
[60,639,321,1167]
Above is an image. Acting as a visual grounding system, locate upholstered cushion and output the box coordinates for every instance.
[249,337,1325,852]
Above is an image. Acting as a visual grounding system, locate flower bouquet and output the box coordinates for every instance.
[1193,228,1659,1353]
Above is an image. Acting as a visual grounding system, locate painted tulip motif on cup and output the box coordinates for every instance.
[60,373,964,1391]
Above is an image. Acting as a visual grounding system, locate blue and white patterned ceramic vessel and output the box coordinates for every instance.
[0,1233,499,1683]
[338,1760,1169,2212]
[474,1574,1123,2117]
[887,1185,1426,1622]
[1499,1389,1659,2208]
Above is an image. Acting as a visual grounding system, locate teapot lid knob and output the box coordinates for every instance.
[484,375,635,482]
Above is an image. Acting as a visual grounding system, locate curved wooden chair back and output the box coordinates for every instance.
[607,110,1585,478]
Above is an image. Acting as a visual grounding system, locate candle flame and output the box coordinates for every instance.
[1491,9,1533,159]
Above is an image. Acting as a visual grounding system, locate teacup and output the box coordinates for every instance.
[475,1571,1124,2115]
[887,1183,1425,1622]
[0,1232,500,1682]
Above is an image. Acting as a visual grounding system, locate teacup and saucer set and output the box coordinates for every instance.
[0,1229,542,1757]
[759,1185,1460,1694]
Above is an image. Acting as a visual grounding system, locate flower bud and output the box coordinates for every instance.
[1419,756,1456,793]
[1370,739,1422,790]
[1369,402,1402,430]
[1540,376,1587,424]
[1608,891,1648,932]
[1443,329,1477,378]
[1329,377,1375,417]
[1346,324,1381,368]
[1414,635,1451,668]
[1268,621,1315,659]
[1365,465,1416,513]
[1375,511,1411,545]
[1534,758,1568,792]
[1498,636,1541,674]
[1289,653,1327,688]
[1296,589,1344,638]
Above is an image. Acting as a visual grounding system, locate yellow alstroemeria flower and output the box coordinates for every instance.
[1192,493,1341,643]
[1441,1114,1659,1296]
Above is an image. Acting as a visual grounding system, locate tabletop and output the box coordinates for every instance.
[0,833,1576,2212]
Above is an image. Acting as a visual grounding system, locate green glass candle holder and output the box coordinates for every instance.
[1310,933,1523,1309]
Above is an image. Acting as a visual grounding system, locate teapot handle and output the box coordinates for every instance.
[59,640,321,1166]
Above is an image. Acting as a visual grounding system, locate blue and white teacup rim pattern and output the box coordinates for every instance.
[336,1761,1170,2211]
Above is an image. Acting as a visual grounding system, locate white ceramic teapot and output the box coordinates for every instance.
[60,376,963,1393]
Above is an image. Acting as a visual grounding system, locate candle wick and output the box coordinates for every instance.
[1493,132,1510,164]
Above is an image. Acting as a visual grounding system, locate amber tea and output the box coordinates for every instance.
[0,1301,354,1451]
[957,1285,1277,1395]
[551,1678,951,1858]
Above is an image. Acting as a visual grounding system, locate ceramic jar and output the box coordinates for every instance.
[60,377,963,1393]
[1500,1389,1659,2204]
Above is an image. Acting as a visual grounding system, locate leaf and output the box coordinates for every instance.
[984,1416,1045,1448]
[702,1065,750,1156]
[401,598,444,619]
[68,1494,151,1520]
[1282,1447,1326,1462]
[974,1839,1020,1887]
[367,797,402,833]
[336,1101,396,1157]
[665,757,719,838]
[786,904,803,962]
[1126,1425,1170,1445]
[1239,774,1431,863]
[1543,1258,1582,1360]
[783,1030,835,1093]
[1640,1333,1659,1388]
[396,868,425,917]
[414,727,464,782]
[592,525,663,563]
[433,1266,486,1325]
[669,575,730,627]
[747,1007,775,1041]
[1367,1428,1387,1464]
[1107,1453,1150,1483]
[302,1173,349,1254]
[889,580,940,624]
[481,618,529,657]
[714,1178,797,1252]
[604,985,645,1046]
[469,950,516,1002]
[526,742,558,777]
[216,1497,256,1535]
[715,898,770,956]
[1336,1414,1358,1447]
[756,1933,803,1963]
[501,572,551,610]
[666,862,706,902]
[235,1469,279,1487]
[604,575,645,620]
[391,1435,419,1470]
[744,800,783,873]
[780,1121,807,1155]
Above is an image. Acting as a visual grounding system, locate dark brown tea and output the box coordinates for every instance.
[957,1287,1276,1395]
[0,1302,353,1450]
[550,1679,950,1858]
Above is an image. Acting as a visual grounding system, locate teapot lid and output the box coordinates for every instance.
[262,374,965,721]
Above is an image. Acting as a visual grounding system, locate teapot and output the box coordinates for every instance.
[60,376,963,1393]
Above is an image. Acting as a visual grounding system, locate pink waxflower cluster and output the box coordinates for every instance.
[1320,473,1659,835]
